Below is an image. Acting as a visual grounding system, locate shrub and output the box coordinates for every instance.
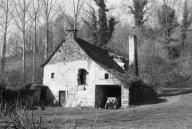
[129,80,158,105]
[3,102,44,129]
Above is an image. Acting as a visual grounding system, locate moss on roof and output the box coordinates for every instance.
[74,37,125,73]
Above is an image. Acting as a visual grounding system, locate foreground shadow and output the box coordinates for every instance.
[129,82,167,106]
[129,88,192,106]
[130,98,167,106]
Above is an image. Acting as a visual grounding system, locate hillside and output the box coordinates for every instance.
[5,53,44,89]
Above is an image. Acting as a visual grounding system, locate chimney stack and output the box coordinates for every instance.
[129,35,139,76]
[67,29,78,38]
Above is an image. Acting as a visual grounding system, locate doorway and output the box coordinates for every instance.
[95,85,121,108]
[59,91,66,106]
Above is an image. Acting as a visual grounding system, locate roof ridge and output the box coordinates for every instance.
[42,36,125,74]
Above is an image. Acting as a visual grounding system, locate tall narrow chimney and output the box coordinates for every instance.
[129,35,139,76]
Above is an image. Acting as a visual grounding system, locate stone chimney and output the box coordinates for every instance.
[67,29,78,39]
[129,35,139,76]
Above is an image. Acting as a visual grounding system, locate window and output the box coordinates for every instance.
[78,69,88,85]
[105,73,109,79]
[51,73,55,79]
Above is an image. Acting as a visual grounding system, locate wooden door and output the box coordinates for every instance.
[59,91,66,106]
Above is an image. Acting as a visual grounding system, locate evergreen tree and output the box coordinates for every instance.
[94,0,117,47]
[108,17,118,42]
[133,0,148,27]
[94,0,108,46]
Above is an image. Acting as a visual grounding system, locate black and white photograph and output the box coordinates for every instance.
[0,0,192,128]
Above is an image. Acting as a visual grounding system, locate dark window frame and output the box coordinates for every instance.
[78,69,88,85]
[104,73,109,79]
[51,73,55,79]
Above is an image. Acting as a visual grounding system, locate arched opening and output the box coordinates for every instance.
[78,69,88,85]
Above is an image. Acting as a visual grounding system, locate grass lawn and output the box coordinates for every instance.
[2,88,192,129]
[33,88,192,129]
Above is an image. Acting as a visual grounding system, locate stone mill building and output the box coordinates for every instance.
[42,31,137,108]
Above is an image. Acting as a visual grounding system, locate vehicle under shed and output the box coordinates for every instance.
[95,85,121,108]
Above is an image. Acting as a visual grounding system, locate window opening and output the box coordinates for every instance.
[51,73,55,78]
[105,73,109,79]
[78,69,88,85]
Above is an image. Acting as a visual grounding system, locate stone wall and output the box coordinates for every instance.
[43,60,92,107]
[43,58,130,108]
[49,34,88,65]
[121,84,129,108]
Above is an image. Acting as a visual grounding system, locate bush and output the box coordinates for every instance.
[3,102,44,129]
[0,83,36,112]
[129,80,158,105]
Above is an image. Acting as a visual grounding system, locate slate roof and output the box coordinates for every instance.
[41,40,65,67]
[42,36,125,73]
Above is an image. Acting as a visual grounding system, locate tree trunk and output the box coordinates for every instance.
[1,0,9,85]
[32,17,37,83]
[1,24,8,76]
[22,28,26,83]
[22,0,26,83]
[45,21,49,60]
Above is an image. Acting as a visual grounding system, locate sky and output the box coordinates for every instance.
[63,0,133,24]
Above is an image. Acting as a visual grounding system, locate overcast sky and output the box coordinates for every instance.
[63,0,133,24]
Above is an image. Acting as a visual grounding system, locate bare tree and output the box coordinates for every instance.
[122,0,157,28]
[41,0,58,59]
[0,0,13,84]
[6,32,23,56]
[28,0,41,83]
[158,2,178,45]
[12,0,31,83]
[58,0,84,33]
[82,2,98,45]
[72,0,84,31]
[161,0,183,18]
[181,0,191,56]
